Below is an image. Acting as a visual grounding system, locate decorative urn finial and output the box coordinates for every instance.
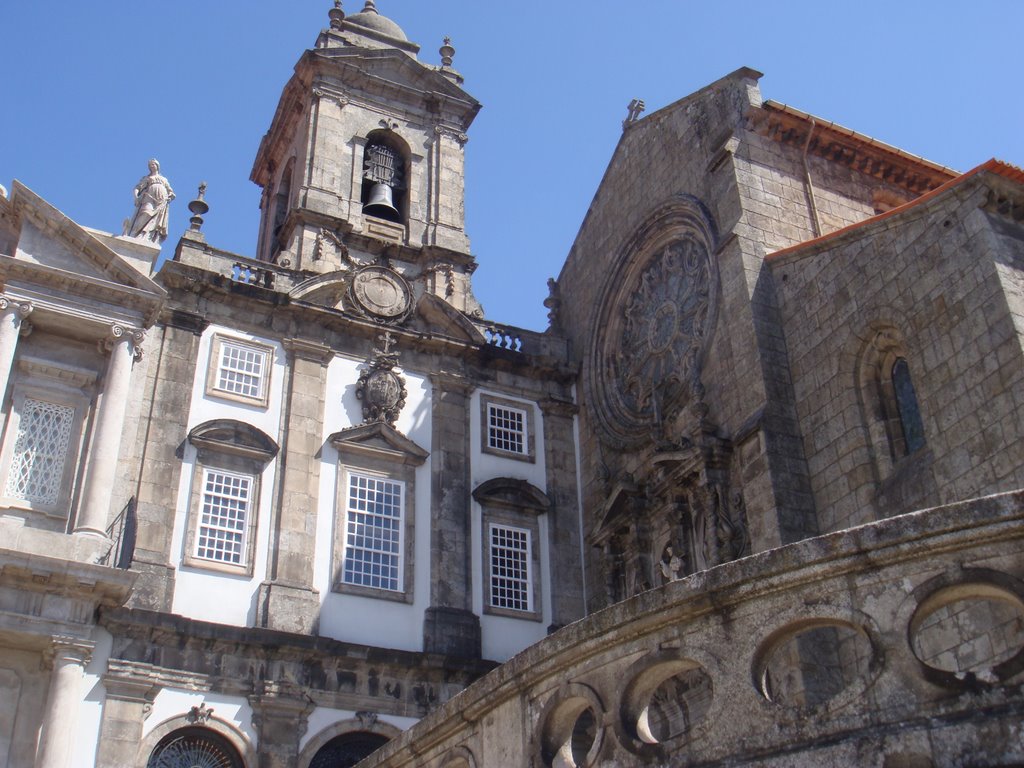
[362,0,378,13]
[440,37,455,67]
[188,182,209,232]
[328,0,345,29]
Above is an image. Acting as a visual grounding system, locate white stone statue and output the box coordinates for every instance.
[660,545,683,582]
[123,159,174,243]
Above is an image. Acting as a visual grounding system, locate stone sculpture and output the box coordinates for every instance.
[123,159,174,243]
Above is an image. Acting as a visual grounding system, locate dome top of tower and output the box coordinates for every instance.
[345,1,409,43]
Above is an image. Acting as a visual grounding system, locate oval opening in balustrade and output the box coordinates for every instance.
[620,659,713,747]
[755,622,874,708]
[909,583,1024,684]
[540,695,601,768]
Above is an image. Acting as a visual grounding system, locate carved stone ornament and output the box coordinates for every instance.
[186,702,214,723]
[588,197,719,446]
[349,265,413,324]
[356,333,407,425]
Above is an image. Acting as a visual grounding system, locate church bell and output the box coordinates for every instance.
[363,182,400,219]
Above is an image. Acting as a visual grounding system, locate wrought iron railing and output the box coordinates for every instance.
[101,496,137,569]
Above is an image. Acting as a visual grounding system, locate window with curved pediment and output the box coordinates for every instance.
[473,478,549,622]
[183,420,279,575]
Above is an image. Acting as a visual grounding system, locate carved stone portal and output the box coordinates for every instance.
[356,333,407,425]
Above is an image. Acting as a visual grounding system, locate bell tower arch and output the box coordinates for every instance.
[250,1,481,299]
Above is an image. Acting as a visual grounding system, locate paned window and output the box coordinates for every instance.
[206,335,273,407]
[487,403,527,455]
[3,398,74,505]
[343,473,404,592]
[489,523,532,612]
[195,469,252,565]
[217,341,266,399]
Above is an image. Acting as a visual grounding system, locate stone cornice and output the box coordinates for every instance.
[746,102,957,196]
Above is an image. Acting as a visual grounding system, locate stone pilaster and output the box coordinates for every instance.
[35,637,94,768]
[76,325,144,537]
[0,297,32,406]
[131,312,207,611]
[257,338,332,634]
[423,371,480,658]
[94,672,160,768]
[539,396,586,629]
[249,682,314,768]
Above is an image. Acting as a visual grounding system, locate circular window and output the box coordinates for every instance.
[910,583,1024,684]
[756,622,874,708]
[586,200,719,446]
[147,727,243,768]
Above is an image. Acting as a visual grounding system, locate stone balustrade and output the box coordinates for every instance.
[360,490,1024,767]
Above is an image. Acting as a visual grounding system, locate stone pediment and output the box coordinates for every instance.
[290,272,484,344]
[2,182,166,327]
[328,422,428,466]
[472,478,550,514]
[311,47,479,110]
[188,420,280,463]
[410,294,484,344]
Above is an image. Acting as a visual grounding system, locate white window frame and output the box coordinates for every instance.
[192,467,253,567]
[488,522,533,613]
[480,393,536,463]
[341,471,406,594]
[206,334,273,408]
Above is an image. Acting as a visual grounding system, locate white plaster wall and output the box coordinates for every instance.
[315,354,432,652]
[300,707,417,753]
[70,629,112,768]
[144,688,257,746]
[170,324,286,626]
[468,389,552,661]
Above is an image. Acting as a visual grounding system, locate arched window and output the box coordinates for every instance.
[269,157,296,258]
[891,357,925,456]
[147,727,244,768]
[361,132,407,224]
[308,731,389,768]
[855,325,927,479]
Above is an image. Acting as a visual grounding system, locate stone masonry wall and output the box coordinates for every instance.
[771,177,1024,532]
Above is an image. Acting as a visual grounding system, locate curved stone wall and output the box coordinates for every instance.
[360,491,1024,767]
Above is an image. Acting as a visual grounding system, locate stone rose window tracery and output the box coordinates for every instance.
[587,198,719,446]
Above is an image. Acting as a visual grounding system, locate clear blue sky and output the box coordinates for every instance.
[2,2,1020,331]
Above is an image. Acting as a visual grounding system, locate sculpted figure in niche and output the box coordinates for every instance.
[123,159,174,243]
[659,545,684,583]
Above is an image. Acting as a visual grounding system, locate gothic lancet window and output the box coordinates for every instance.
[891,357,925,456]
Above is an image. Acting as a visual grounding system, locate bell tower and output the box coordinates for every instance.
[251,1,482,314]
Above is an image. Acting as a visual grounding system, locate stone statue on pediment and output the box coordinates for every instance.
[123,159,174,243]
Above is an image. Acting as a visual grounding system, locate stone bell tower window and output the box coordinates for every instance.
[361,136,405,224]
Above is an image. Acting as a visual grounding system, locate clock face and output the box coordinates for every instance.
[350,266,412,322]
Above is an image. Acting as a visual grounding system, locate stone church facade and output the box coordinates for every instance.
[1,3,1023,767]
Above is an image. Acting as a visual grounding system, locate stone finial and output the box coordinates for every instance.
[328,0,345,29]
[440,37,455,67]
[362,0,378,13]
[623,98,646,129]
[188,182,209,232]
